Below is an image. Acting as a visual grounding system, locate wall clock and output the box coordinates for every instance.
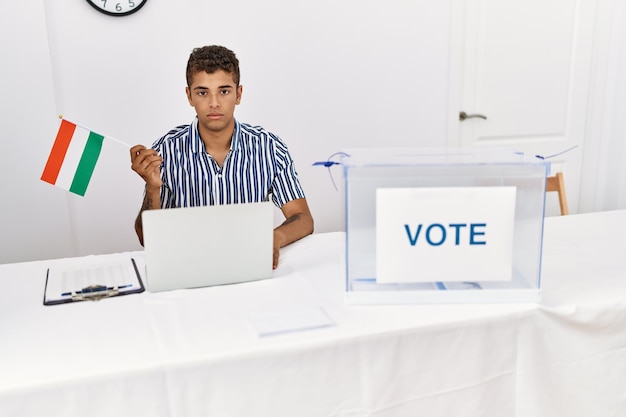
[85,0,148,17]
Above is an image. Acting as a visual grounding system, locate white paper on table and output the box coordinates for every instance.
[248,306,335,337]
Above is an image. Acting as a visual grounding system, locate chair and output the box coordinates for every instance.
[546,172,569,215]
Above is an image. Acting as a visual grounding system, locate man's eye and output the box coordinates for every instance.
[197,91,207,96]
[220,90,230,95]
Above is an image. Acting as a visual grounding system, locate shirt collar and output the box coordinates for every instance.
[190,117,241,154]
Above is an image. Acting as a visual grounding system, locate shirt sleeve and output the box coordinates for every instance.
[151,135,177,209]
[270,137,306,207]
[159,183,176,209]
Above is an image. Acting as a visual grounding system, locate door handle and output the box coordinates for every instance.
[459,111,487,121]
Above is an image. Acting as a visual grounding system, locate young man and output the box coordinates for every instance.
[130,45,313,269]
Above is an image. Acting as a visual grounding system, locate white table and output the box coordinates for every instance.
[1,210,625,417]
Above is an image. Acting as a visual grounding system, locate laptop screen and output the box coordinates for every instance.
[141,201,274,292]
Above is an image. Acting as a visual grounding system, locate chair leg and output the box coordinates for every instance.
[556,172,569,215]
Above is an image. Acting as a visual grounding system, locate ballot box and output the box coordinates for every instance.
[341,148,549,304]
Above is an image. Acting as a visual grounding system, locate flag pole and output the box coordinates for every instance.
[58,114,132,148]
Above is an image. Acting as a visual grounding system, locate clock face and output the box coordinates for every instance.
[86,0,148,16]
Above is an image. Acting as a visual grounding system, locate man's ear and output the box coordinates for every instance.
[185,86,193,105]
[236,85,243,105]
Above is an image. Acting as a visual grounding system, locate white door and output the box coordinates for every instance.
[448,0,598,216]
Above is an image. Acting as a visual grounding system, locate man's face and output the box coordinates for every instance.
[185,70,242,136]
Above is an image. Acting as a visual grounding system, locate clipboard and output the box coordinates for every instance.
[43,256,145,306]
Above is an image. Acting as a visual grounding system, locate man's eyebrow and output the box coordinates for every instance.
[192,85,234,91]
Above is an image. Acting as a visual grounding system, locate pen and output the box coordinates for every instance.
[61,284,132,297]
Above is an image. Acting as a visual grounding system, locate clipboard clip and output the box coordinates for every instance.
[69,285,120,302]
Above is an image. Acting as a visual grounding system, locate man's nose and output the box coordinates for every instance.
[208,94,220,107]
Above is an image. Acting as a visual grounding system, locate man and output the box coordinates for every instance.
[130,45,313,269]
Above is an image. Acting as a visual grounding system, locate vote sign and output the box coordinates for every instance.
[376,187,516,283]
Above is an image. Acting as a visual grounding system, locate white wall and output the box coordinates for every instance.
[0,1,75,263]
[0,0,452,263]
[2,0,625,264]
[578,0,626,213]
[594,0,626,210]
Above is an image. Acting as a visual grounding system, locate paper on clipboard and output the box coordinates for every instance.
[43,254,144,305]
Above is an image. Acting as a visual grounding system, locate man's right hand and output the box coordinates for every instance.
[130,145,163,188]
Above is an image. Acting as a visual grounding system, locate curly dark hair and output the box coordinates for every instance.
[186,45,240,87]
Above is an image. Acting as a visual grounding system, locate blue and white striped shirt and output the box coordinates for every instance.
[152,118,306,209]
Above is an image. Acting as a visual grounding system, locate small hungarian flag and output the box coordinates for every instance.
[41,119,105,196]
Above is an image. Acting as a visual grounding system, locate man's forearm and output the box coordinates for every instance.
[274,211,314,249]
[135,186,162,246]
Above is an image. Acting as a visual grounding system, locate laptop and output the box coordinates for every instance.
[141,201,274,292]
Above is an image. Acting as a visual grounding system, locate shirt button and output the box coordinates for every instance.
[217,174,222,178]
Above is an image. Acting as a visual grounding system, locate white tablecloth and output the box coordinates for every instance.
[1,210,625,417]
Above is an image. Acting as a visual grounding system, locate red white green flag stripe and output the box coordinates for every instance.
[41,119,105,197]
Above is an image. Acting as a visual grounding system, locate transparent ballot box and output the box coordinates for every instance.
[342,148,549,304]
